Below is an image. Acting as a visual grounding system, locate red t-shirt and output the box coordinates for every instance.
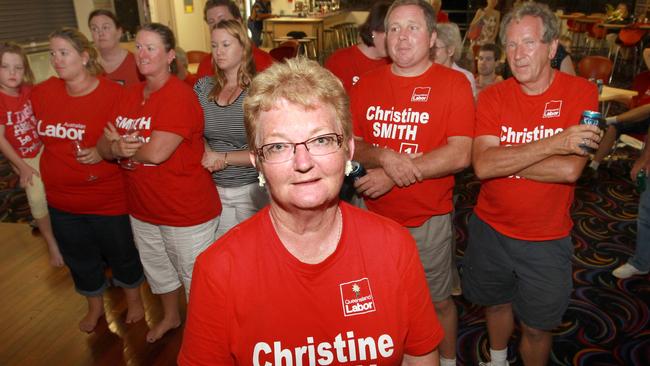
[325,46,391,94]
[0,85,42,158]
[104,52,144,86]
[31,77,127,215]
[113,76,221,226]
[178,202,443,366]
[196,46,274,78]
[473,72,598,240]
[350,64,475,226]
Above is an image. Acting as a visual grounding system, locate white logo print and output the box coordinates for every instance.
[411,87,431,102]
[340,278,376,317]
[542,100,562,118]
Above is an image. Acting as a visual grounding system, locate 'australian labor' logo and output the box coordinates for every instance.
[340,278,376,317]
[542,100,563,118]
[411,87,431,102]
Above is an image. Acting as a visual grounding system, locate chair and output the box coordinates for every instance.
[269,40,299,62]
[612,26,646,76]
[577,55,614,83]
[186,50,209,64]
[585,16,607,55]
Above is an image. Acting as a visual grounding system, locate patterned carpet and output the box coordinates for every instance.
[1,151,648,365]
[453,151,650,366]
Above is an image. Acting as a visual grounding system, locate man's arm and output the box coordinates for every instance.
[611,103,650,124]
[473,124,600,182]
[353,137,422,187]
[412,136,472,179]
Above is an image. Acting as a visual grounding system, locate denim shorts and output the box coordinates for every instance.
[49,206,144,296]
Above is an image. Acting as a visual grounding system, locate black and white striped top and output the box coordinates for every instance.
[195,76,258,188]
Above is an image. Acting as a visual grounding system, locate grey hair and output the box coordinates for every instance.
[499,1,560,46]
[436,23,463,62]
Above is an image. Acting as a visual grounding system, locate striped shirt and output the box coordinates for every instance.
[195,76,258,188]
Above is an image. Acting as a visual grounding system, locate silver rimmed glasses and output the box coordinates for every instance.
[255,133,343,163]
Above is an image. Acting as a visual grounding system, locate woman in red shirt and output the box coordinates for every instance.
[97,23,222,343]
[32,28,144,334]
[88,9,143,86]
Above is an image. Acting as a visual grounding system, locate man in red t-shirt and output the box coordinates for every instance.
[350,1,474,365]
[463,3,601,366]
[196,0,274,79]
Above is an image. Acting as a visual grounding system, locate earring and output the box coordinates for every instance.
[258,172,266,187]
[344,160,353,176]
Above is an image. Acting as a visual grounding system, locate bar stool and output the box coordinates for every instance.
[566,13,587,51]
[273,36,317,60]
[612,26,646,77]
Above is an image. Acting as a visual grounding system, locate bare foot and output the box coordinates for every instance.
[125,302,144,324]
[146,317,181,343]
[124,287,144,324]
[48,246,64,267]
[79,309,105,333]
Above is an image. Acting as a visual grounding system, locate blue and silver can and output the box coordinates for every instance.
[579,110,602,153]
[580,110,602,127]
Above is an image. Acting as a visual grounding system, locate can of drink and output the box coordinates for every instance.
[348,161,367,181]
[579,110,602,154]
[580,110,602,127]
[637,170,646,192]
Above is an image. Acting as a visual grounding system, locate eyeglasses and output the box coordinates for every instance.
[255,133,343,163]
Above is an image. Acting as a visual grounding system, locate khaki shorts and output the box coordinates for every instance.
[407,213,453,302]
[130,215,219,299]
[22,150,48,219]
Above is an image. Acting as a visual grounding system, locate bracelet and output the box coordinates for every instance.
[224,152,229,167]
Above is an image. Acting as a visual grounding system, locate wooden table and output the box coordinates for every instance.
[600,85,638,102]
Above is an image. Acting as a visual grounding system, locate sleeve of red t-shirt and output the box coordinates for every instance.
[446,72,476,137]
[178,243,234,366]
[474,81,503,137]
[155,81,201,140]
[196,54,214,78]
[397,228,445,356]
[325,51,347,89]
[252,46,274,72]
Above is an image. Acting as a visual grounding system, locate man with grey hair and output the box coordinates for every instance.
[351,0,475,365]
[462,2,601,365]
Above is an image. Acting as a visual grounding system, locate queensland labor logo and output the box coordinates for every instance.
[340,278,376,317]
[542,100,563,118]
[411,87,431,102]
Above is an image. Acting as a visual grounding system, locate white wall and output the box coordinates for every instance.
[168,0,211,52]
[72,0,96,39]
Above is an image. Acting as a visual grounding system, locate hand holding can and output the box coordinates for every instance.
[579,110,602,154]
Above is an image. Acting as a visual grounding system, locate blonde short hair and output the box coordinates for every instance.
[244,57,351,151]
